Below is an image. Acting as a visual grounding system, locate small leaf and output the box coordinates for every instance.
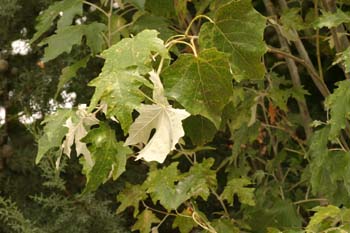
[306,205,341,232]
[212,218,240,233]
[116,183,147,217]
[177,158,217,201]
[40,23,106,62]
[325,80,350,140]
[145,162,187,210]
[162,48,233,128]
[313,9,350,29]
[221,177,255,206]
[333,46,350,73]
[62,108,99,167]
[172,209,197,233]
[132,210,160,233]
[82,122,131,193]
[125,104,190,163]
[183,115,217,145]
[36,109,74,164]
[56,56,90,98]
[31,0,82,43]
[199,0,266,81]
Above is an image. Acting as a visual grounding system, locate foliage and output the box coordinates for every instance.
[3,0,350,232]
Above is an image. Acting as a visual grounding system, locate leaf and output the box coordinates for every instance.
[125,103,190,163]
[36,109,74,164]
[177,158,217,201]
[341,47,350,73]
[82,122,132,193]
[31,0,82,43]
[62,108,99,166]
[280,8,306,31]
[199,0,266,81]
[183,115,217,145]
[39,23,106,62]
[306,205,341,232]
[221,177,255,206]
[88,30,169,132]
[162,48,233,128]
[124,0,146,10]
[132,14,176,40]
[313,9,350,29]
[145,162,187,209]
[56,56,90,98]
[131,209,160,233]
[325,80,350,140]
[212,219,240,233]
[116,183,147,217]
[172,209,197,233]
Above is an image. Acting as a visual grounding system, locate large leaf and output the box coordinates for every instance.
[325,80,350,140]
[131,210,160,233]
[124,104,190,163]
[162,48,233,128]
[116,183,147,217]
[39,23,106,62]
[31,0,82,43]
[88,30,169,132]
[221,177,255,206]
[82,122,131,193]
[36,109,74,164]
[199,0,266,81]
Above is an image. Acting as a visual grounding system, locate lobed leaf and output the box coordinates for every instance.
[162,48,233,128]
[199,0,266,81]
[31,0,82,43]
[82,122,131,193]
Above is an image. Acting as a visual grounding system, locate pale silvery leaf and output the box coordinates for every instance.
[148,70,168,105]
[63,108,99,166]
[125,104,190,163]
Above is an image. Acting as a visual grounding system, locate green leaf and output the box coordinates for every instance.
[88,30,169,132]
[132,14,176,40]
[162,48,233,128]
[31,0,82,43]
[212,218,240,233]
[131,209,160,233]
[306,205,341,232]
[172,209,197,233]
[40,22,106,62]
[177,158,217,201]
[145,162,187,210]
[342,47,350,73]
[116,183,147,217]
[199,0,266,81]
[125,0,146,10]
[36,109,74,164]
[280,8,306,31]
[313,9,350,29]
[221,177,255,206]
[56,56,90,98]
[82,122,131,193]
[145,0,176,18]
[325,80,350,140]
[183,115,217,145]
